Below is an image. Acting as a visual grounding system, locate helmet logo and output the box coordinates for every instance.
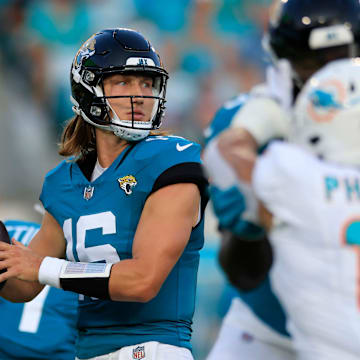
[118,175,137,195]
[309,25,354,50]
[74,35,96,69]
[307,79,346,123]
[126,57,156,66]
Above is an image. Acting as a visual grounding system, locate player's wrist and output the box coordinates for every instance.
[38,256,65,288]
[38,257,114,299]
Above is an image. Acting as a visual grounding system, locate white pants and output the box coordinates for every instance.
[76,341,193,360]
[206,298,296,360]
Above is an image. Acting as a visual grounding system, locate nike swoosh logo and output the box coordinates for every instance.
[176,143,193,152]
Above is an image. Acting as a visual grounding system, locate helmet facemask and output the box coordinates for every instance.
[99,71,166,141]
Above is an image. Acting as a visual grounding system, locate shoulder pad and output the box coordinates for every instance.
[133,135,200,161]
[204,93,249,143]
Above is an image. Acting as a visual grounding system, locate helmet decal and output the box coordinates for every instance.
[125,57,156,66]
[309,25,354,50]
[307,79,346,123]
[292,58,360,166]
[73,34,96,69]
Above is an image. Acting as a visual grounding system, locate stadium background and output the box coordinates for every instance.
[0,0,270,358]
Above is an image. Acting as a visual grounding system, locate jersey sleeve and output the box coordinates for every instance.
[39,161,70,217]
[150,137,209,215]
[39,169,56,212]
[203,94,248,144]
[203,94,264,236]
[253,142,317,226]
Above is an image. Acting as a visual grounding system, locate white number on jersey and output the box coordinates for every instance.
[18,286,50,333]
[63,211,120,263]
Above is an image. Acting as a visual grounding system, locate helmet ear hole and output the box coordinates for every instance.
[309,136,321,145]
[350,83,356,92]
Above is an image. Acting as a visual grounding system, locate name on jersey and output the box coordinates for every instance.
[325,175,360,202]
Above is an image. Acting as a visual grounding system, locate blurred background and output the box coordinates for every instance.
[0,0,271,358]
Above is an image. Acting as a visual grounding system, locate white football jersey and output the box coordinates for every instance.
[253,141,360,360]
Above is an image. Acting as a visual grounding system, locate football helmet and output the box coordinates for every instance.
[70,28,169,141]
[264,0,360,85]
[292,58,360,166]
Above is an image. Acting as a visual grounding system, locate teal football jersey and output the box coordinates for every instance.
[0,220,78,360]
[40,135,208,359]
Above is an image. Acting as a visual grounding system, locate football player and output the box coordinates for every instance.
[0,220,78,360]
[203,0,360,359]
[216,57,360,360]
[0,28,208,360]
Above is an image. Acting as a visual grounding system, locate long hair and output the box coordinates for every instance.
[58,116,171,160]
[58,116,96,160]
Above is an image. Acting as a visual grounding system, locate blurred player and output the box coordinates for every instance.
[0,28,208,360]
[0,219,78,360]
[217,57,360,360]
[204,0,360,359]
[204,95,293,360]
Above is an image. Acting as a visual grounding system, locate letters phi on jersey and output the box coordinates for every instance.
[253,141,360,360]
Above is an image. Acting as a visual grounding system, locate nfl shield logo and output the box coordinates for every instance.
[132,345,145,359]
[83,185,94,200]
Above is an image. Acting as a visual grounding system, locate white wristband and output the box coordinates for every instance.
[38,256,66,289]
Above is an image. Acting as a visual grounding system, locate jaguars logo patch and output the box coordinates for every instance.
[118,175,137,195]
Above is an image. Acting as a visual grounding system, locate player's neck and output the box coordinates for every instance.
[95,129,129,168]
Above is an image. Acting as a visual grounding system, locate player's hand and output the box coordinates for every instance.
[0,238,44,284]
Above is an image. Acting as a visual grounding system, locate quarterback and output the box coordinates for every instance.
[0,28,208,360]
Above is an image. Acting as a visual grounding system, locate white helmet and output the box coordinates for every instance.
[291,58,360,166]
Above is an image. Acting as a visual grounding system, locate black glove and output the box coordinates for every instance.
[218,230,273,292]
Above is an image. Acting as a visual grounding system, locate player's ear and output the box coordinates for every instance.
[0,220,10,290]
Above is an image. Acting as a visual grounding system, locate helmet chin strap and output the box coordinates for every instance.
[110,113,150,141]
[106,100,152,141]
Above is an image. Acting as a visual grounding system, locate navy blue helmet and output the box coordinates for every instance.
[265,0,360,83]
[70,28,169,141]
